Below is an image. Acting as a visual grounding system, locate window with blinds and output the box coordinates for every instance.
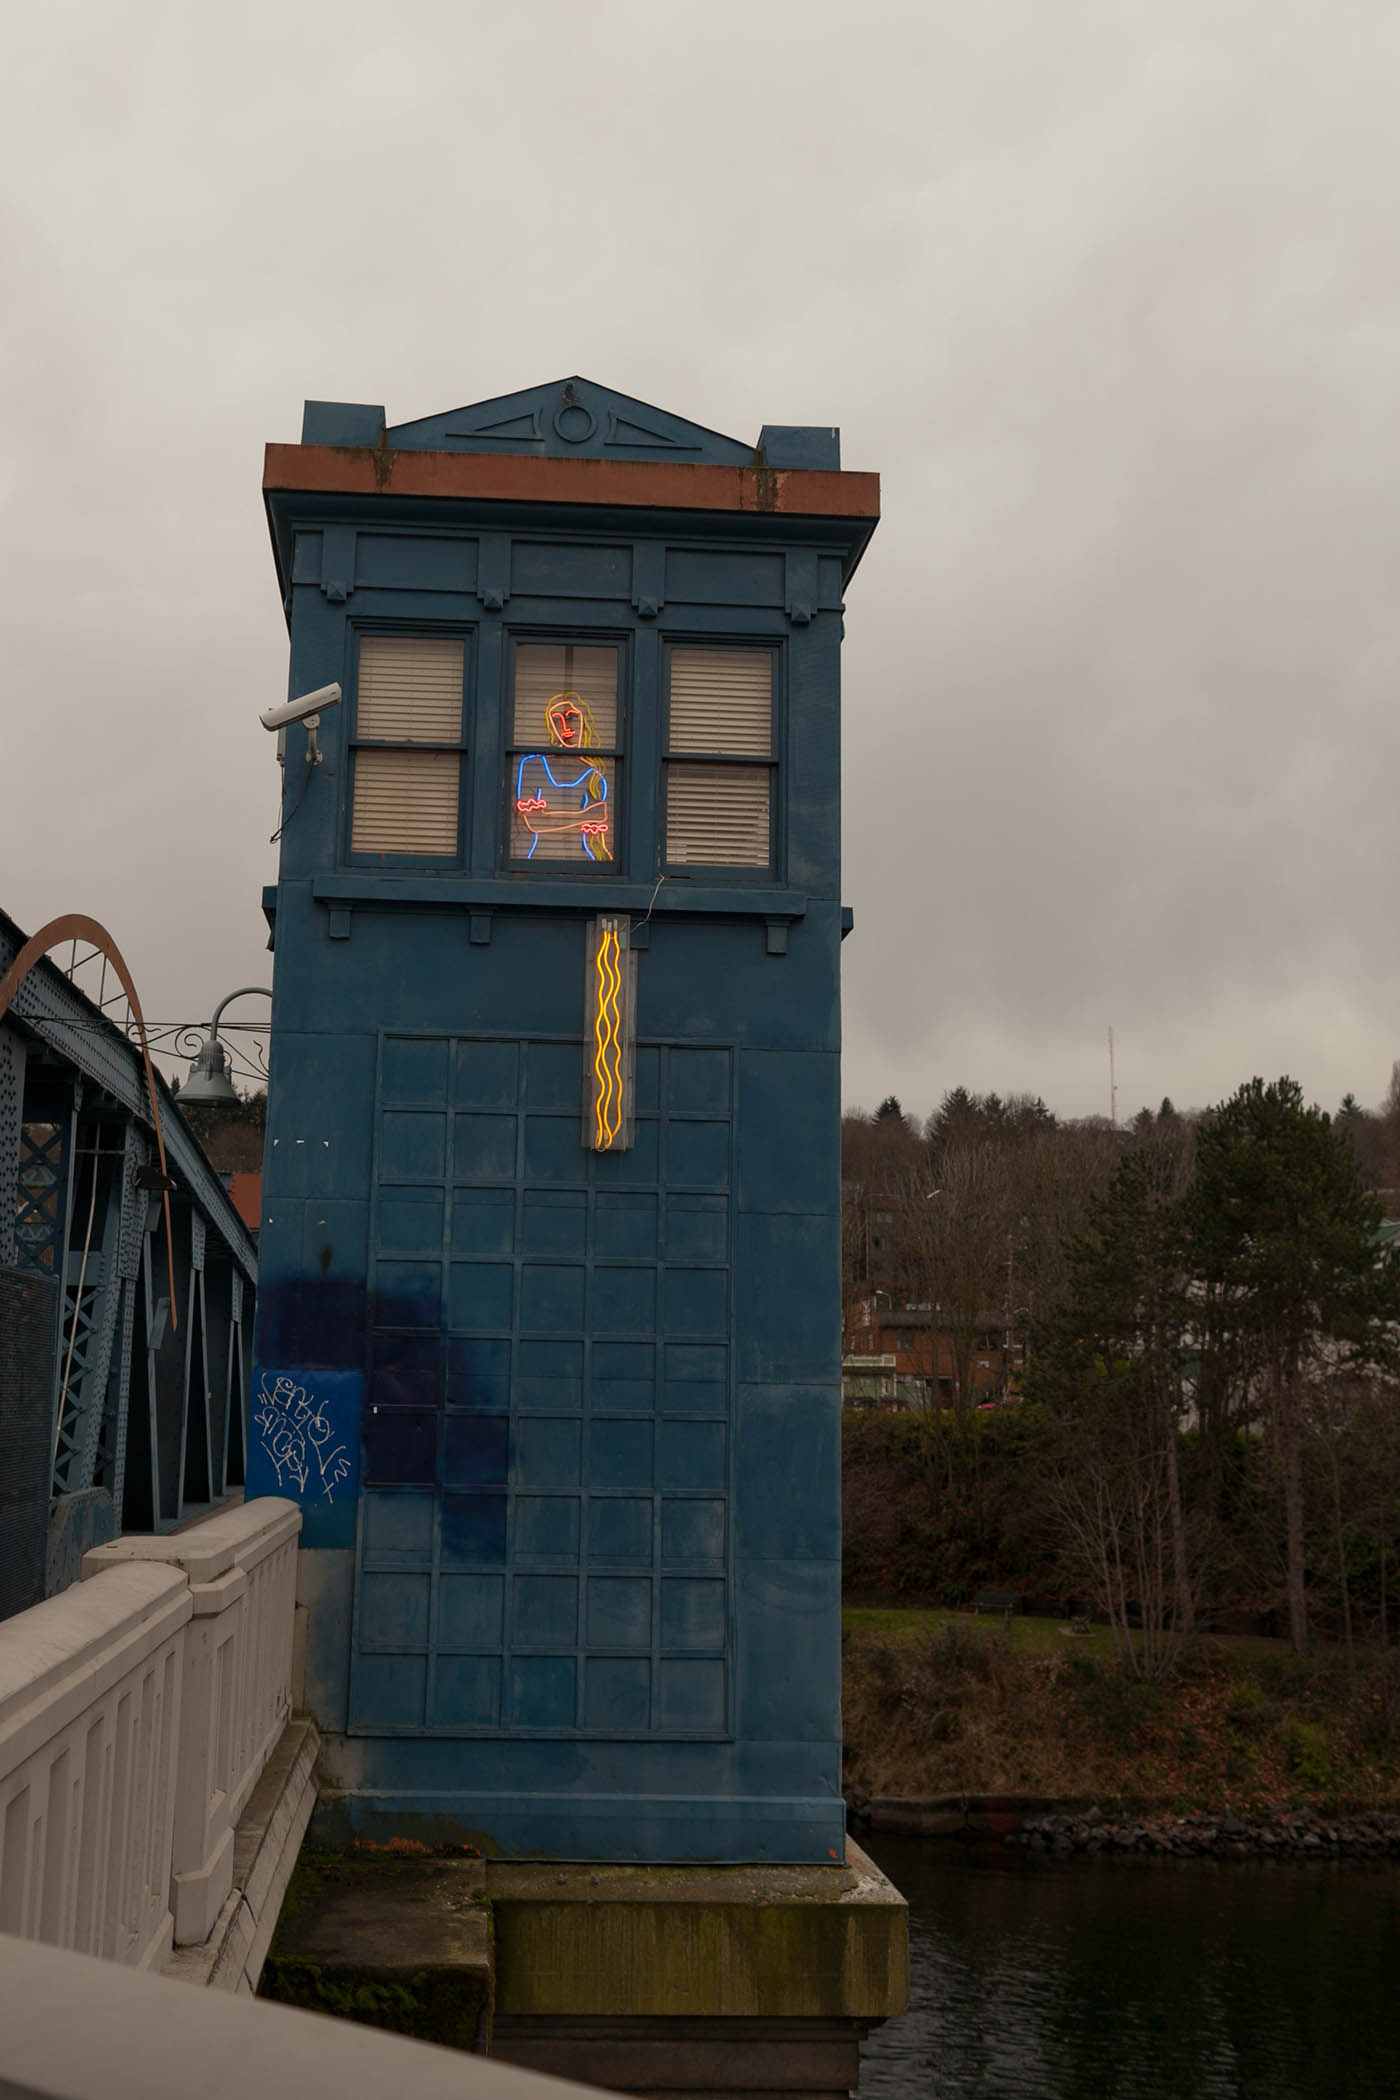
[508,641,620,867]
[664,648,774,869]
[350,636,466,857]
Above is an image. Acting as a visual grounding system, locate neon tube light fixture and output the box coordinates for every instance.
[584,914,636,1151]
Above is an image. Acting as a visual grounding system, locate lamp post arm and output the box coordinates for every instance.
[208,986,273,1037]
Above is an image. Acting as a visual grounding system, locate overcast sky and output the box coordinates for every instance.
[5,1,1398,1124]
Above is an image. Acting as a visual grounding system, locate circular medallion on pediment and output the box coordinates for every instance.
[554,397,597,445]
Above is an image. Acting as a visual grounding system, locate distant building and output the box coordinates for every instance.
[190,1119,263,1238]
[842,1300,1023,1409]
[225,1171,261,1235]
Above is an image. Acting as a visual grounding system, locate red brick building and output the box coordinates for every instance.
[841,1300,1023,1410]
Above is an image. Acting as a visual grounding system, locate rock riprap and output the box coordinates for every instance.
[1007,1806,1400,1858]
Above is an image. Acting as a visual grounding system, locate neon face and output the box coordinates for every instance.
[547,698,583,746]
[514,689,612,862]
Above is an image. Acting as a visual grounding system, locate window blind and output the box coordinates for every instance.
[666,764,771,867]
[351,636,464,855]
[668,649,772,755]
[356,636,464,743]
[665,648,773,867]
[351,750,461,855]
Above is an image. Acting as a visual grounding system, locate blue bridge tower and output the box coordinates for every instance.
[249,378,879,1861]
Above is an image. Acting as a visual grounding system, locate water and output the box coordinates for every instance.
[860,1834,1400,2100]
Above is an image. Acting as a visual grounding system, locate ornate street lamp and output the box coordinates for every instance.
[179,987,272,1105]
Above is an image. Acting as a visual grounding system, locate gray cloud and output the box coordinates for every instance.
[4,1,1397,1120]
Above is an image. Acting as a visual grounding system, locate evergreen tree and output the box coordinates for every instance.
[926,1087,981,1155]
[1188,1077,1400,1652]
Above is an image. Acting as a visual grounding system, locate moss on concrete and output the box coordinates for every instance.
[260,1850,493,2053]
[261,1955,490,2049]
[267,1848,330,1931]
[487,1841,907,2021]
[261,1839,907,2039]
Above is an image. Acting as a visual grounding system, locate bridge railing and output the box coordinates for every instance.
[0,1560,190,1967]
[0,1930,603,2100]
[0,1497,301,1968]
[83,1499,301,1946]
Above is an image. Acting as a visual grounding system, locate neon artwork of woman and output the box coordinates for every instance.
[514,691,612,861]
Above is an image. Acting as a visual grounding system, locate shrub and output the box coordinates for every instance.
[1070,1667,1163,1750]
[1282,1718,1332,1791]
[919,1706,962,1745]
[1255,1651,1323,1703]
[925,1621,996,1684]
[1225,1680,1273,1736]
[1061,1648,1101,1686]
[1223,1737,1257,1785]
[862,1640,907,1711]
[1371,1653,1400,1750]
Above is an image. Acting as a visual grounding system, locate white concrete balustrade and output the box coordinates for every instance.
[0,1497,302,1972]
[0,1560,190,1969]
[83,1500,302,1945]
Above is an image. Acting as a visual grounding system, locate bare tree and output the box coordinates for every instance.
[886,1144,1011,1414]
[1049,1401,1185,1679]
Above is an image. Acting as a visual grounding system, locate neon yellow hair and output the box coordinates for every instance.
[544,690,610,857]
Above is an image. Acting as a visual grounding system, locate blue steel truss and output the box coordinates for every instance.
[0,908,259,1596]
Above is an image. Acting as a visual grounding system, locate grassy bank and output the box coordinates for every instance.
[842,1607,1400,1812]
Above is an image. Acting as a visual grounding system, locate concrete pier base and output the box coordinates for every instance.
[492,2014,878,2097]
[261,1854,492,2051]
[488,1840,905,2096]
[262,1837,905,2096]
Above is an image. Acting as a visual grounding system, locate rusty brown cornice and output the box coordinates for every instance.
[263,443,880,521]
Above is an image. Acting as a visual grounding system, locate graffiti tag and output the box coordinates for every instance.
[252,1373,352,1502]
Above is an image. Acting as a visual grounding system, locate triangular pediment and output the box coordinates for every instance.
[385,377,754,465]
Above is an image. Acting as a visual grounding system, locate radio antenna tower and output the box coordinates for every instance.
[1108,1027,1118,1126]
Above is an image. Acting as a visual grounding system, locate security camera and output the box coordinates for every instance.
[260,683,342,732]
[261,683,342,767]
